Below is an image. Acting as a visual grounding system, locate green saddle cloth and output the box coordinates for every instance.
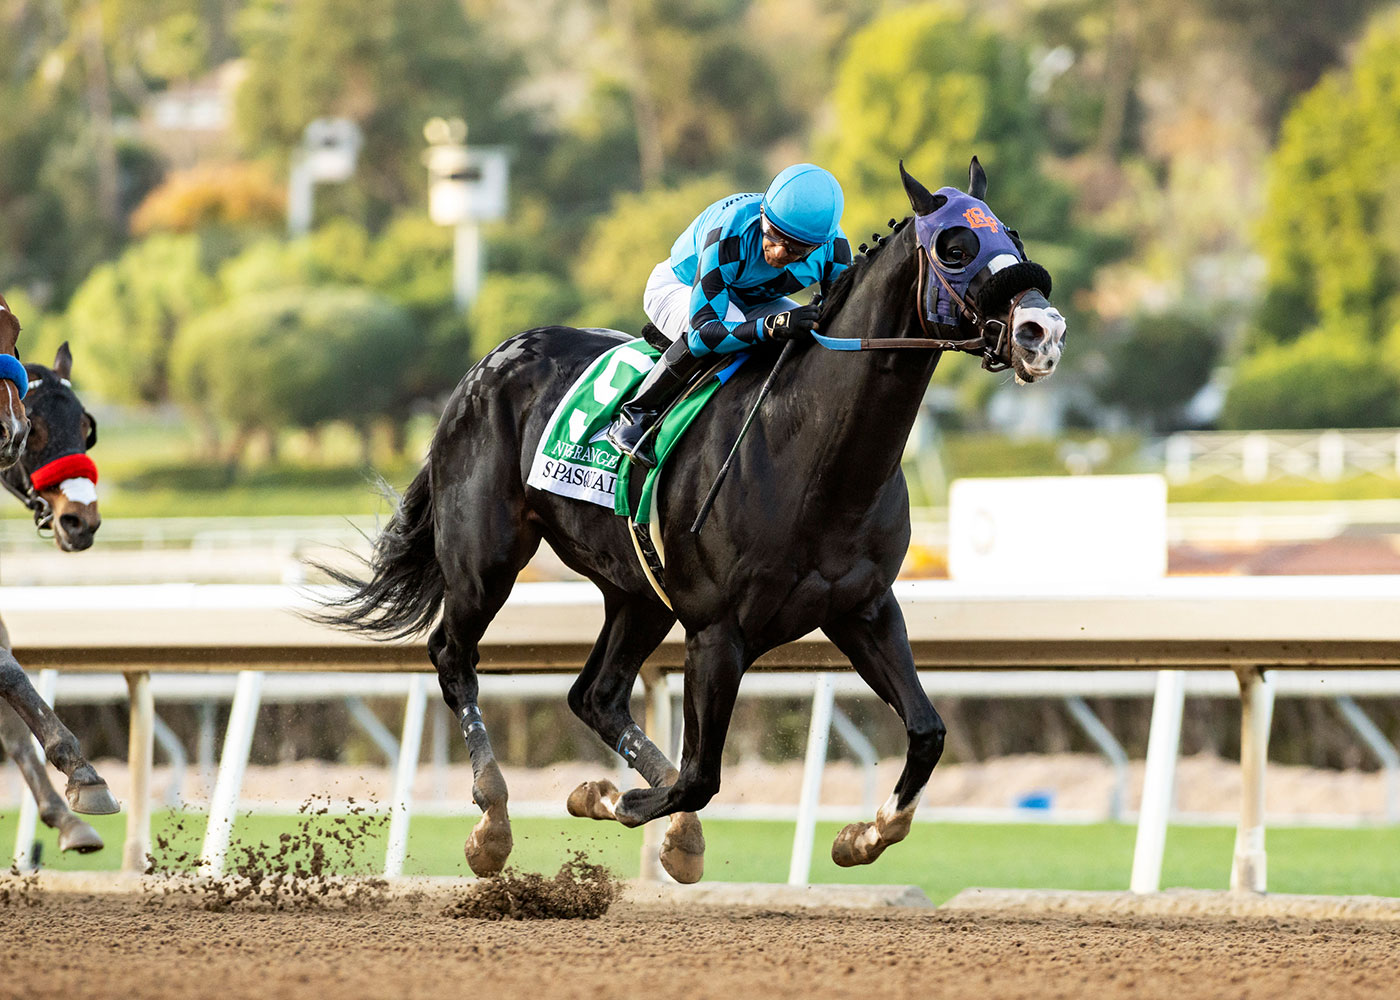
[525,338,732,525]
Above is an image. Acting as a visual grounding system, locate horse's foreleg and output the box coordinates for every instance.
[0,651,118,815]
[0,702,104,852]
[822,589,944,867]
[565,598,704,881]
[614,623,744,832]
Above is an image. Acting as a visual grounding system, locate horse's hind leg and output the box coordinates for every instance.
[429,500,541,877]
[564,595,706,883]
[0,702,104,852]
[822,588,944,867]
[0,650,119,815]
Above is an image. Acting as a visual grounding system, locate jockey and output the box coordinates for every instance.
[606,163,852,467]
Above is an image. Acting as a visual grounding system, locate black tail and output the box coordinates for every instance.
[312,464,444,640]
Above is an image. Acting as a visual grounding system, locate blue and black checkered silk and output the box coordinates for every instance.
[668,193,852,356]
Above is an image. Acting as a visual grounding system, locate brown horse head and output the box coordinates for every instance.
[0,292,31,467]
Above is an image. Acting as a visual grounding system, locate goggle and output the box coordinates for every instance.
[759,209,822,259]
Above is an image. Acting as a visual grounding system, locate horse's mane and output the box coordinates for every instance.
[817,216,912,323]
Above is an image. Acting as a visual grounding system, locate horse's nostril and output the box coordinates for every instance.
[59,513,84,536]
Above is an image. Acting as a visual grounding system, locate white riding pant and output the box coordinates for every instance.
[642,260,798,345]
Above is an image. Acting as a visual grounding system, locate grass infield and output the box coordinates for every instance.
[4,812,1398,903]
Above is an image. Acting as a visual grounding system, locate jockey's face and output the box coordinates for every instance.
[762,237,806,268]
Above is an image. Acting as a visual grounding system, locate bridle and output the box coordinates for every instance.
[810,242,1027,371]
[2,461,54,534]
[1,376,99,536]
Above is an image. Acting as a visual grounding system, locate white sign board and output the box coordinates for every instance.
[948,474,1167,585]
[426,146,509,225]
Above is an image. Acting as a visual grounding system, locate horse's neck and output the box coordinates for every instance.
[778,230,940,511]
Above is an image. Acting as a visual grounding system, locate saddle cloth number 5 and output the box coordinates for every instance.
[567,345,655,443]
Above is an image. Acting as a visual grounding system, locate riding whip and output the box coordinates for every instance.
[690,338,797,535]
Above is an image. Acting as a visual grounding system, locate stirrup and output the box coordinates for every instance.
[606,417,659,468]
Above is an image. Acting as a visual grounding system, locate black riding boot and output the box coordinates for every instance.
[605,337,704,468]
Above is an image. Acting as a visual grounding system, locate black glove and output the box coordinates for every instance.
[763,303,820,341]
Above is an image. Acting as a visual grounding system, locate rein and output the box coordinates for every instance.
[810,247,1016,371]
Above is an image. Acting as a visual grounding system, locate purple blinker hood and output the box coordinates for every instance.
[914,187,1024,327]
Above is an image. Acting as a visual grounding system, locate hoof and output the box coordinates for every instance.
[464,814,513,877]
[831,820,886,868]
[660,812,705,884]
[65,780,120,816]
[566,780,620,821]
[57,817,104,854]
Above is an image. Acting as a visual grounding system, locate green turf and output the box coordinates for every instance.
[5,812,1398,904]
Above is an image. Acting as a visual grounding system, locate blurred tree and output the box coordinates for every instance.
[130,161,285,235]
[1209,0,1389,132]
[818,5,1076,250]
[1096,311,1219,431]
[170,285,417,458]
[1225,8,1400,427]
[571,174,734,332]
[469,272,580,360]
[1223,324,1400,429]
[234,0,527,228]
[1253,9,1400,347]
[59,233,218,405]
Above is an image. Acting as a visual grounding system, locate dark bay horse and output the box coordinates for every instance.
[0,296,117,835]
[0,342,108,852]
[319,160,1066,882]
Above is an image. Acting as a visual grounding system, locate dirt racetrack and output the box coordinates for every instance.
[5,890,1400,1000]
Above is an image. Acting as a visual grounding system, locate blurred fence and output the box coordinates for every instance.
[1164,429,1400,484]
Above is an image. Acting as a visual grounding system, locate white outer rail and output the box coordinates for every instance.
[8,577,1400,892]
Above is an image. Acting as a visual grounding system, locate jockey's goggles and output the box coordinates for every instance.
[759,209,822,259]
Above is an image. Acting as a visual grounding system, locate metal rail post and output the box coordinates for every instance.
[639,664,673,882]
[1333,696,1400,823]
[1130,669,1185,893]
[199,670,264,876]
[1232,665,1276,893]
[123,671,154,873]
[789,673,836,885]
[383,674,429,877]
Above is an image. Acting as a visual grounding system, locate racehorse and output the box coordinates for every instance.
[0,295,118,831]
[318,160,1067,882]
[0,342,107,852]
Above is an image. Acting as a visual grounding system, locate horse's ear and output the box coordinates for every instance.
[900,160,946,216]
[968,156,987,200]
[53,341,72,380]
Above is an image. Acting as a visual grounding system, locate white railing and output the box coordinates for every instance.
[7,579,1400,894]
[1163,429,1400,484]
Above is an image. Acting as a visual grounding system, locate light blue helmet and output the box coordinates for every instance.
[761,164,844,246]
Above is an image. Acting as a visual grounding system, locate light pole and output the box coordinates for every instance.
[287,117,363,237]
[423,117,509,309]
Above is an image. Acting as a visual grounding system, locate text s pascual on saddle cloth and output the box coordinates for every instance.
[527,342,653,508]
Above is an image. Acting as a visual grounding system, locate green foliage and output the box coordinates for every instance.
[571,175,735,332]
[234,0,526,226]
[170,286,416,434]
[1097,312,1221,429]
[470,273,580,359]
[818,5,1068,242]
[1254,9,1400,348]
[60,234,219,405]
[1222,324,1400,429]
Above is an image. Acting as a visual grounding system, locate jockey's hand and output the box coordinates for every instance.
[764,304,820,341]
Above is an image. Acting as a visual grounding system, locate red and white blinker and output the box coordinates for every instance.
[30,453,99,504]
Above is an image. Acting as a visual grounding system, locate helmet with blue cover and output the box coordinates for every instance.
[761,164,844,248]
